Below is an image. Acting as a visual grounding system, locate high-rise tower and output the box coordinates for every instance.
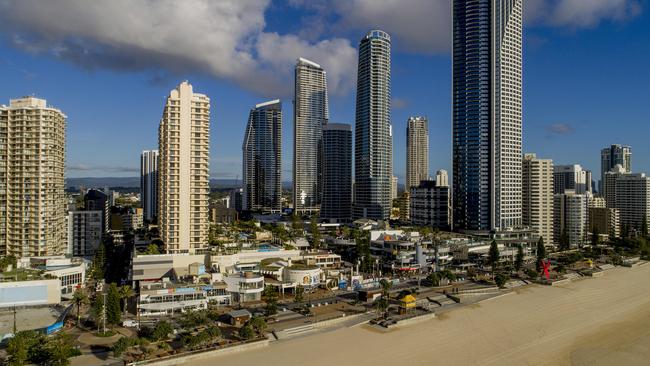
[354,30,393,221]
[321,123,352,223]
[406,116,429,190]
[158,81,210,254]
[452,0,523,231]
[293,58,328,214]
[243,100,283,213]
[140,150,158,223]
[0,97,67,257]
[601,144,631,196]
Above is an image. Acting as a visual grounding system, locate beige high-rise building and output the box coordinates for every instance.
[391,176,399,200]
[522,154,554,244]
[0,97,67,257]
[406,117,429,190]
[158,81,210,254]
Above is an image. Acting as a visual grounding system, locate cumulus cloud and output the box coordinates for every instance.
[291,0,642,54]
[0,0,356,96]
[0,0,642,97]
[546,123,575,136]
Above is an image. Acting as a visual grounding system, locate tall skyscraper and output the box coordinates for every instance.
[554,164,592,194]
[243,100,283,213]
[293,58,328,215]
[140,150,159,223]
[601,144,631,198]
[354,30,393,220]
[158,81,210,254]
[522,154,554,245]
[321,123,352,223]
[406,116,429,190]
[391,176,399,200]
[0,97,67,257]
[452,0,523,231]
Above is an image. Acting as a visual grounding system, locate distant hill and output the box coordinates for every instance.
[66,177,251,190]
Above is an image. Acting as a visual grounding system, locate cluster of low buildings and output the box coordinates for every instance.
[129,244,342,317]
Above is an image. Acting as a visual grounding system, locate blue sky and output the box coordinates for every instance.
[0,0,648,186]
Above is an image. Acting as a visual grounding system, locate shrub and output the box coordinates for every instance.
[494,273,508,288]
[238,325,254,340]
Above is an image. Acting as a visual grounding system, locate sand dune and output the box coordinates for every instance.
[189,265,650,366]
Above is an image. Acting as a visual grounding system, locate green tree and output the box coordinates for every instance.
[536,237,546,272]
[374,297,389,317]
[427,272,441,286]
[0,255,17,271]
[591,227,600,248]
[91,243,107,279]
[559,229,570,251]
[6,330,42,366]
[642,214,648,238]
[515,244,524,272]
[106,283,122,326]
[92,293,105,330]
[72,288,89,325]
[494,273,509,288]
[239,325,254,340]
[294,285,304,303]
[291,214,302,237]
[249,316,267,335]
[488,240,500,272]
[119,285,135,316]
[310,215,321,249]
[143,243,160,255]
[151,321,173,341]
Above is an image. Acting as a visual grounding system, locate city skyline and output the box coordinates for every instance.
[0,1,647,183]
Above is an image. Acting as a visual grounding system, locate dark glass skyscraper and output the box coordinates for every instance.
[321,123,352,222]
[140,150,158,223]
[242,100,283,213]
[354,30,392,220]
[452,0,522,231]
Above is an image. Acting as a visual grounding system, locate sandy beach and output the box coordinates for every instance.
[188,264,650,366]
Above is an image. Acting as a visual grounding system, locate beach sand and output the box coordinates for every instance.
[188,264,650,366]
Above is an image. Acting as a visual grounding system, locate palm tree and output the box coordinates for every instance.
[119,285,135,316]
[72,288,89,326]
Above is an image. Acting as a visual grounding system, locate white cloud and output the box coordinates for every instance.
[0,0,641,98]
[0,0,356,96]
[291,0,642,54]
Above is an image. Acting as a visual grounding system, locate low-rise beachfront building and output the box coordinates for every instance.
[0,279,61,308]
[223,272,265,303]
[137,280,209,317]
[16,256,87,296]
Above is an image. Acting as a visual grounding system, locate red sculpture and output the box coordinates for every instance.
[541,260,551,280]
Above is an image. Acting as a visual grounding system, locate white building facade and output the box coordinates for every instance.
[158,81,210,254]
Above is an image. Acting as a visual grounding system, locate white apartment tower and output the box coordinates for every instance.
[0,97,67,257]
[522,154,554,245]
[293,58,328,214]
[158,81,210,254]
[554,191,588,248]
[406,116,429,190]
